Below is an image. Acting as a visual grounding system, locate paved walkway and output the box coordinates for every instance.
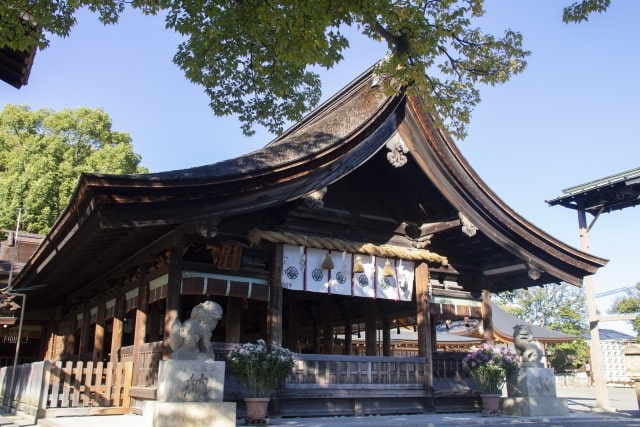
[0,386,637,427]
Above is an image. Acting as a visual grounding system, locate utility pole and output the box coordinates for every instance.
[5,208,21,291]
[578,209,611,411]
[4,208,21,413]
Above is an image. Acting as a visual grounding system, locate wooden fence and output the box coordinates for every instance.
[0,360,133,420]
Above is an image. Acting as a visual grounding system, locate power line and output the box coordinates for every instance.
[595,283,639,298]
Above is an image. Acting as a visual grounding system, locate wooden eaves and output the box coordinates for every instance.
[10,65,607,309]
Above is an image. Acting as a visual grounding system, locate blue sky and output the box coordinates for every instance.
[1,1,638,334]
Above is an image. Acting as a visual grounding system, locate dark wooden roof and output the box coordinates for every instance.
[0,44,36,89]
[11,66,607,308]
[0,232,42,288]
[546,167,640,216]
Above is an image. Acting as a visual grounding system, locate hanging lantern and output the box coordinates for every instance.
[321,252,334,269]
[353,255,364,273]
[382,260,394,277]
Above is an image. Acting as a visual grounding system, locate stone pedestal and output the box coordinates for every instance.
[623,344,640,410]
[157,359,226,402]
[143,360,236,427]
[501,366,568,416]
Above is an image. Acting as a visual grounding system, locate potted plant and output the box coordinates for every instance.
[228,339,296,420]
[462,344,519,413]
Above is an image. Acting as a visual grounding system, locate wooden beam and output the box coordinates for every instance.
[418,220,461,236]
[482,290,494,345]
[226,297,242,344]
[82,225,195,295]
[415,262,433,389]
[132,280,149,384]
[286,292,298,351]
[323,296,333,354]
[364,300,377,356]
[64,316,76,361]
[110,291,124,365]
[93,302,106,362]
[163,245,183,360]
[148,300,161,343]
[598,314,637,322]
[382,314,391,356]
[78,305,91,355]
[343,316,352,355]
[268,245,283,346]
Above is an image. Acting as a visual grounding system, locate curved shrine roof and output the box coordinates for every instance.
[12,66,607,306]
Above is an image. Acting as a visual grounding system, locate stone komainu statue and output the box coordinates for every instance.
[513,324,544,367]
[169,301,223,360]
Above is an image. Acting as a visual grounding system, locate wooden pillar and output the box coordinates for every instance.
[135,282,150,346]
[343,317,352,355]
[110,293,125,364]
[322,297,333,354]
[226,297,243,344]
[133,281,149,384]
[148,301,161,343]
[579,209,611,410]
[93,302,106,362]
[42,320,57,360]
[482,290,494,345]
[313,321,321,354]
[267,245,283,346]
[382,314,391,356]
[64,317,76,361]
[286,292,298,351]
[430,317,438,352]
[163,245,183,359]
[415,262,433,388]
[364,299,377,356]
[78,305,91,355]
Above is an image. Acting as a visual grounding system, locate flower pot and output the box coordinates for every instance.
[244,397,270,420]
[480,393,501,414]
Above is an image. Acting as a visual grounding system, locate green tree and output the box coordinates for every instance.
[2,1,534,138]
[562,0,611,23]
[493,283,589,372]
[609,283,640,341]
[3,1,616,138]
[3,1,615,138]
[0,104,148,235]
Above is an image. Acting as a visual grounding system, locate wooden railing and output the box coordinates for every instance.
[117,341,470,390]
[119,341,234,388]
[119,342,163,387]
[432,351,468,380]
[286,354,427,386]
[0,360,133,420]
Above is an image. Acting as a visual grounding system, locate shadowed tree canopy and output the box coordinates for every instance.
[1,1,610,138]
[0,105,148,235]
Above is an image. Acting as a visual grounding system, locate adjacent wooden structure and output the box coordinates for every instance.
[6,66,607,416]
